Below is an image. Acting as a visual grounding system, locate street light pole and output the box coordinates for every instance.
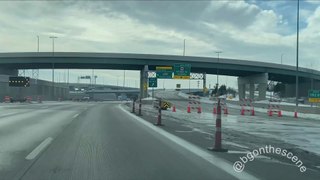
[215,51,222,88]
[49,36,57,56]
[49,36,57,100]
[295,0,300,117]
[123,70,126,90]
[37,35,39,52]
[183,39,186,56]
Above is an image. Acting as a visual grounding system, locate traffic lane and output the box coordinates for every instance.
[21,103,239,180]
[0,102,93,180]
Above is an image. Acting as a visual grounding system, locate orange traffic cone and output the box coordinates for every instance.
[172,105,176,112]
[187,104,191,113]
[224,107,228,114]
[213,106,217,114]
[268,109,273,116]
[241,106,245,115]
[251,108,255,116]
[197,106,202,113]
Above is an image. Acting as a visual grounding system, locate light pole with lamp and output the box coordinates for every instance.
[215,51,222,96]
[294,0,300,118]
[49,36,57,100]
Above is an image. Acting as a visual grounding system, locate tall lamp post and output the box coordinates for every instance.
[49,36,57,100]
[294,0,300,118]
[215,51,222,96]
[123,70,126,90]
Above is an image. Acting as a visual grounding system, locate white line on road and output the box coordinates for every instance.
[225,142,250,149]
[0,112,19,117]
[72,114,79,118]
[119,105,258,180]
[25,137,53,160]
[175,130,194,133]
[227,150,250,154]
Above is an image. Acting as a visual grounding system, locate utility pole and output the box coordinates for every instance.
[294,0,300,118]
[123,70,126,90]
[215,51,222,96]
[183,39,186,56]
[49,36,57,100]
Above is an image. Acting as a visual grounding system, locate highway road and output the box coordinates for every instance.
[0,101,254,180]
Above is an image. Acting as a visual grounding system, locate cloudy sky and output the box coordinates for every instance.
[0,0,319,89]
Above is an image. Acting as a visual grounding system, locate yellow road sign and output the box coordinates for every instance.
[143,82,148,90]
[173,75,190,79]
[308,98,320,103]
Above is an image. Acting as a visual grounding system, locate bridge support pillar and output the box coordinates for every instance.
[258,83,267,100]
[140,65,149,98]
[238,83,246,100]
[249,83,255,100]
[238,73,268,100]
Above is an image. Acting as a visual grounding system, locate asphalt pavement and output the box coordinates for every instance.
[0,101,252,180]
[1,97,320,180]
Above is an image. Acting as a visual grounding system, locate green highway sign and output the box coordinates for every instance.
[156,66,173,79]
[309,90,320,98]
[173,64,191,79]
[308,90,320,103]
[148,78,158,87]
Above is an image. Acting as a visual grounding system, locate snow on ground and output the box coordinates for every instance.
[255,100,311,107]
[142,97,157,100]
[178,92,320,119]
[143,104,320,156]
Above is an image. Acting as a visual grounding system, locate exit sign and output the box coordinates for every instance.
[148,78,157,88]
[308,90,320,103]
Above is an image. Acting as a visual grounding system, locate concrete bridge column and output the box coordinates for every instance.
[238,83,245,100]
[140,65,148,99]
[249,83,255,100]
[258,83,267,100]
[238,73,268,100]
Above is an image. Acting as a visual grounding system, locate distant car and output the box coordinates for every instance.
[81,97,90,101]
[298,98,305,104]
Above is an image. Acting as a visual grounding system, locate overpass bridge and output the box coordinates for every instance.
[1,52,320,100]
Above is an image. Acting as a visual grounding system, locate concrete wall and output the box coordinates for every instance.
[0,75,69,102]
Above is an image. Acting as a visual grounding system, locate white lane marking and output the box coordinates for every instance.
[72,114,79,118]
[25,137,53,160]
[0,112,18,117]
[119,105,258,180]
[225,142,250,149]
[228,150,250,154]
[175,130,194,133]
